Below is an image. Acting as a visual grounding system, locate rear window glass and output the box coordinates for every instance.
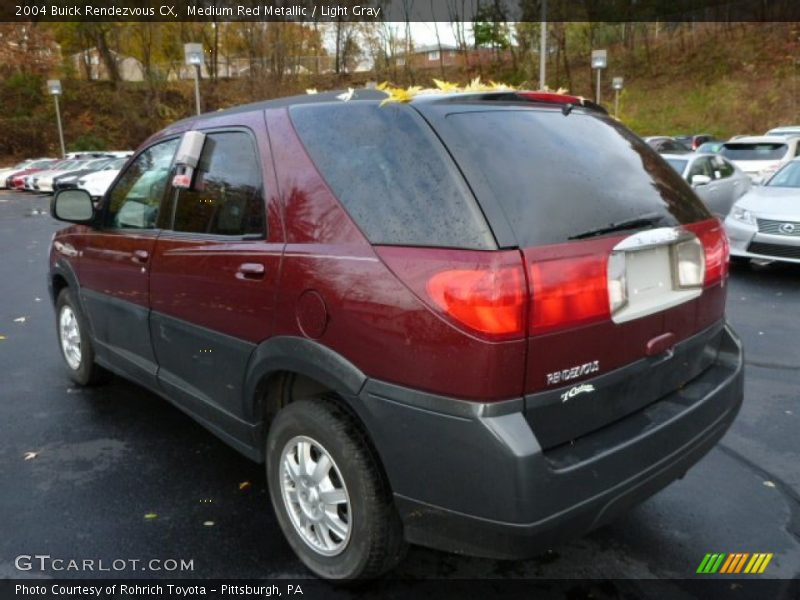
[437,108,709,246]
[721,143,788,160]
[289,102,494,249]
[665,158,688,173]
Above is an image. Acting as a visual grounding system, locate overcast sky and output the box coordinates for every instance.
[409,22,462,47]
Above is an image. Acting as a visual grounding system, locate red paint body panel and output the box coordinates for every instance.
[149,238,283,343]
[148,111,284,343]
[267,108,525,400]
[77,229,157,308]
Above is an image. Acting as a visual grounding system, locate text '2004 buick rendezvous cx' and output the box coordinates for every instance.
[48,88,744,580]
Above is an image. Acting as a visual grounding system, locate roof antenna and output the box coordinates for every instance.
[562,103,574,116]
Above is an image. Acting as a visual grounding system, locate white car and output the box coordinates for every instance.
[765,125,800,137]
[28,159,77,191]
[77,157,127,198]
[35,159,92,193]
[663,153,751,216]
[725,158,800,264]
[720,135,800,184]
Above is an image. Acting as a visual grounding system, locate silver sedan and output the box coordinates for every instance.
[663,153,751,217]
[725,158,800,264]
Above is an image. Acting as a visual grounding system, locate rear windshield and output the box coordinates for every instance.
[435,108,709,246]
[665,158,689,173]
[721,143,788,161]
[289,102,494,249]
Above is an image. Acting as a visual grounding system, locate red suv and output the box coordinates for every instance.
[49,89,743,580]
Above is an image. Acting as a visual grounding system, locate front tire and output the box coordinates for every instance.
[56,288,105,386]
[266,398,406,580]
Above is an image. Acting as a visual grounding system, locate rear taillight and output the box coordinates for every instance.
[685,219,729,285]
[376,247,528,340]
[530,254,610,334]
[427,267,525,336]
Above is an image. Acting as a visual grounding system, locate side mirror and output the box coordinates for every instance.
[52,189,95,224]
[691,174,712,187]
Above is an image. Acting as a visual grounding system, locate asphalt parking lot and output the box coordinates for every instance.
[1,190,798,589]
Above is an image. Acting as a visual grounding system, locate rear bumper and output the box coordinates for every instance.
[354,324,743,559]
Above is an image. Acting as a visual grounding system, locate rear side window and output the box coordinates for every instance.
[721,143,788,161]
[171,131,265,237]
[436,108,710,246]
[713,156,735,178]
[289,102,494,249]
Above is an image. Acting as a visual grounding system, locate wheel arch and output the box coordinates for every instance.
[243,336,368,426]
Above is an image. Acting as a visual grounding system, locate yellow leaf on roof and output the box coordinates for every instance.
[433,79,460,92]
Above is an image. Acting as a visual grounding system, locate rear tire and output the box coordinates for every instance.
[266,397,406,580]
[56,288,106,386]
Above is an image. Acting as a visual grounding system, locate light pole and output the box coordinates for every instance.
[184,43,204,115]
[47,79,66,158]
[539,0,547,89]
[591,49,607,105]
[612,76,624,118]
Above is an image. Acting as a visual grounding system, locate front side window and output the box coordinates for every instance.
[106,138,179,229]
[171,131,264,237]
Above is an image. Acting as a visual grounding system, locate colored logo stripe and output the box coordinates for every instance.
[720,553,749,573]
[697,553,773,574]
[744,553,773,574]
[697,553,726,573]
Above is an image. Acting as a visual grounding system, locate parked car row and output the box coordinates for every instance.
[0,151,131,198]
[648,127,800,265]
[647,127,800,182]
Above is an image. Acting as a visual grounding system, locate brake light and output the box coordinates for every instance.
[530,254,610,334]
[517,91,584,105]
[376,247,528,340]
[427,266,525,337]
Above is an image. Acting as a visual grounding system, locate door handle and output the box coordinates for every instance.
[236,263,265,280]
[132,250,150,263]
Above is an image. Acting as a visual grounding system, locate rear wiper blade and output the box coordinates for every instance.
[568,213,665,240]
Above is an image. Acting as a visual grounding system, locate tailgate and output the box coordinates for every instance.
[521,221,729,449]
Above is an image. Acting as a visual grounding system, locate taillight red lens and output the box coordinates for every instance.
[427,267,525,336]
[376,247,528,340]
[685,219,729,285]
[530,254,610,334]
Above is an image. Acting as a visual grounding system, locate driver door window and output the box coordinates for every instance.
[106,139,179,229]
